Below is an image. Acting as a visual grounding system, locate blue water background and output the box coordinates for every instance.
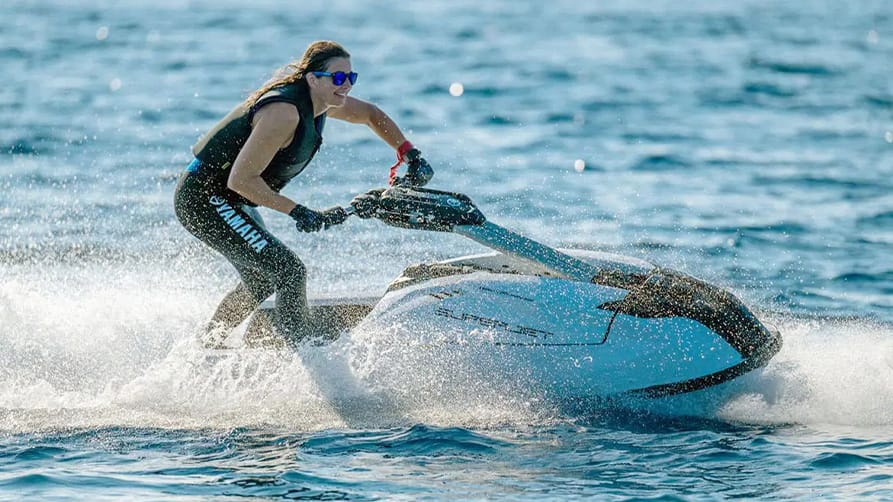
[2,0,893,499]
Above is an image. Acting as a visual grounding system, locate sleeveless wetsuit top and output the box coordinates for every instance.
[190,79,325,201]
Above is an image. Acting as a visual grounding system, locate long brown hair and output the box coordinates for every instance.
[245,40,351,107]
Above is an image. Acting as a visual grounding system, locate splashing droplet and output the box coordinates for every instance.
[867,30,879,45]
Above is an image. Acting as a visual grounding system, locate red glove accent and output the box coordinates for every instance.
[388,140,415,185]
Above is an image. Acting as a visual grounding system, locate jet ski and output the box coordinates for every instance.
[247,186,782,398]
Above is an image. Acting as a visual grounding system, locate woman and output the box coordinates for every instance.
[174,40,432,348]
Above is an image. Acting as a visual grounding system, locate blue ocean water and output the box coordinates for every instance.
[2,0,893,499]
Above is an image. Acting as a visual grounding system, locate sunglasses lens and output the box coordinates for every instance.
[319,71,356,86]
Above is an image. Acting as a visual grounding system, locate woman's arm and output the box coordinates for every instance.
[330,96,433,186]
[327,96,408,149]
[227,102,302,214]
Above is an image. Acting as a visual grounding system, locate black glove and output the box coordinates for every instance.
[350,188,385,218]
[394,148,434,187]
[320,206,349,228]
[289,205,348,232]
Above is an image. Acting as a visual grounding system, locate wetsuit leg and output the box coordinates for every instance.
[203,205,276,335]
[174,172,314,343]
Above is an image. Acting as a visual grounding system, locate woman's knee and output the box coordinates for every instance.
[238,269,275,302]
[265,247,307,281]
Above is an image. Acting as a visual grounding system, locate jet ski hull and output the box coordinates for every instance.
[347,250,781,398]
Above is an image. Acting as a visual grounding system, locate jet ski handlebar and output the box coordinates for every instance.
[344,187,486,232]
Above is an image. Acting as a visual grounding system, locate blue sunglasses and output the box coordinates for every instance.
[312,71,358,86]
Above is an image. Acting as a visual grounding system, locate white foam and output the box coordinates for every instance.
[713,315,893,427]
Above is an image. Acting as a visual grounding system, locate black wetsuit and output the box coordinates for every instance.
[174,79,326,340]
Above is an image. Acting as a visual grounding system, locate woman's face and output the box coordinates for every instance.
[309,57,353,108]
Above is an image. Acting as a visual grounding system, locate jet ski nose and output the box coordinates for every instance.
[596,268,782,396]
